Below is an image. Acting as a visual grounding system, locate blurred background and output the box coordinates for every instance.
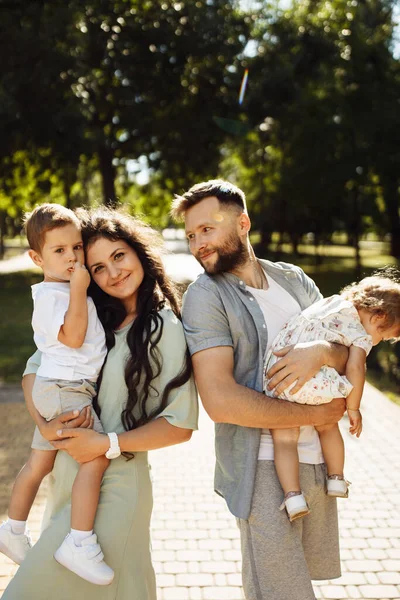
[0,0,399,400]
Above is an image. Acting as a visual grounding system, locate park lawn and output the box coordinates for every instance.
[0,271,41,383]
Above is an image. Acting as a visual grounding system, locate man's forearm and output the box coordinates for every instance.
[201,379,342,429]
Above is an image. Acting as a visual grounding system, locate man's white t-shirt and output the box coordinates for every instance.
[247,275,324,464]
[32,281,107,382]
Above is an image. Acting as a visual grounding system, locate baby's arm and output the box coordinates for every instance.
[344,345,366,437]
[58,262,91,348]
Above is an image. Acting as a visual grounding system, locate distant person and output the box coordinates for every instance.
[172,180,347,600]
[0,204,112,584]
[3,207,198,600]
[264,272,400,521]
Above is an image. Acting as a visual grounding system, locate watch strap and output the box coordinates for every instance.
[105,432,121,459]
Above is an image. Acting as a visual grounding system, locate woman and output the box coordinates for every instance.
[4,207,198,600]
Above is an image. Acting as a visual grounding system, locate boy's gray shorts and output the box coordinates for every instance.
[31,376,104,451]
[237,460,341,600]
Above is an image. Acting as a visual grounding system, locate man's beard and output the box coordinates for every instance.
[199,232,248,275]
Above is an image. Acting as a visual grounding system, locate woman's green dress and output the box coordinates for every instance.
[4,310,198,600]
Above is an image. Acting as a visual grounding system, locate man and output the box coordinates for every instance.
[171,180,347,600]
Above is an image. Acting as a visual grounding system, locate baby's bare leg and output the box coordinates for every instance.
[71,455,110,531]
[271,428,301,495]
[9,450,57,520]
[315,423,344,476]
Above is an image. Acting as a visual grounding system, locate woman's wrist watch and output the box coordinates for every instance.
[105,432,121,459]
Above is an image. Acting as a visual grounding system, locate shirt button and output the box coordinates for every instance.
[263,324,266,328]
[249,297,254,301]
[239,280,244,285]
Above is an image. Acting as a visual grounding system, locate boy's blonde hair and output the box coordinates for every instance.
[24,203,81,253]
[341,269,400,338]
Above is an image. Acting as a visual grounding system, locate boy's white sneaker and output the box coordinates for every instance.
[0,521,32,564]
[280,492,310,522]
[54,533,114,586]
[327,476,350,498]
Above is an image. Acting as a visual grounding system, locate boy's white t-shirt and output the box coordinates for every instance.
[32,281,107,382]
[247,275,324,464]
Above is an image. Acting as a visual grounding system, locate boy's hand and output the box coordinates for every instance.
[347,408,362,437]
[70,262,90,291]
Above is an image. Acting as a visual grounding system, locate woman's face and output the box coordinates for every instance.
[86,237,145,312]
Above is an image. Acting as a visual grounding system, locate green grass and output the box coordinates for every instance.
[0,271,41,383]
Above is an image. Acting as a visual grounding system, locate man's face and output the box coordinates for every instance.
[185,196,247,275]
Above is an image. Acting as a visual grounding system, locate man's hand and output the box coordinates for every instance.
[310,398,347,427]
[39,406,93,441]
[70,262,90,291]
[267,341,329,395]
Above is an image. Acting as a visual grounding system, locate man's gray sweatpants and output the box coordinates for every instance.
[237,461,341,600]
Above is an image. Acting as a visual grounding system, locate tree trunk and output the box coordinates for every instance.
[290,232,300,257]
[63,163,75,209]
[98,146,117,207]
[0,210,5,259]
[382,175,400,258]
[64,179,71,209]
[351,188,362,277]
[260,228,271,248]
[274,230,284,261]
[314,233,322,266]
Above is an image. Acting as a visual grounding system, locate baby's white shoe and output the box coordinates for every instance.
[327,475,350,498]
[280,492,310,522]
[54,533,114,586]
[0,521,32,564]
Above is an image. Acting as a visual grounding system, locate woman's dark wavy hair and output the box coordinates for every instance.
[77,207,192,447]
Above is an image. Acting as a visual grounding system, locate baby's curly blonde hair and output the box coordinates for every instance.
[341,268,400,340]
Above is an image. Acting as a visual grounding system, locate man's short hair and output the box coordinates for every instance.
[24,203,81,253]
[170,179,247,222]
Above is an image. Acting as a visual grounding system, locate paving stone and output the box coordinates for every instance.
[358,585,400,598]
[363,549,388,560]
[346,560,382,572]
[189,588,203,600]
[320,585,348,598]
[163,587,190,600]
[345,585,362,598]
[378,572,400,585]
[199,561,237,574]
[335,573,367,585]
[164,561,189,574]
[202,587,244,599]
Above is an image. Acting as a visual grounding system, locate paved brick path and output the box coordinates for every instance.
[0,383,399,599]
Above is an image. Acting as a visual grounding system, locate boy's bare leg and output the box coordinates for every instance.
[71,455,110,531]
[315,423,344,476]
[271,428,301,495]
[9,449,57,520]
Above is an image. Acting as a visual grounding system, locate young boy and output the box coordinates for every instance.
[0,204,114,585]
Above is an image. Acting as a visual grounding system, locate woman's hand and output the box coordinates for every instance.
[52,428,109,463]
[39,406,94,442]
